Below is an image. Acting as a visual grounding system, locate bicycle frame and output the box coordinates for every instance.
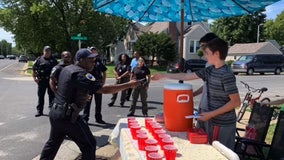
[237,81,269,122]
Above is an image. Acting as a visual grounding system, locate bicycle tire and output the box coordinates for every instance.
[237,102,250,122]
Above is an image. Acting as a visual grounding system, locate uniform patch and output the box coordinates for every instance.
[85,73,96,81]
[51,67,56,74]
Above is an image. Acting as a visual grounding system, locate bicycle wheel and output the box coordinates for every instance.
[237,102,250,122]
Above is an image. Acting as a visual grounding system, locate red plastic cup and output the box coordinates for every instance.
[157,134,171,146]
[147,152,164,160]
[149,121,158,134]
[163,145,178,160]
[145,118,153,129]
[161,138,174,149]
[136,129,147,136]
[128,119,138,127]
[145,145,159,160]
[137,133,148,151]
[153,129,166,140]
[129,124,141,140]
[145,138,158,147]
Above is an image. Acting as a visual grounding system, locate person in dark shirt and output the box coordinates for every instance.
[108,53,131,107]
[82,47,108,124]
[39,48,140,160]
[32,46,58,117]
[49,51,73,93]
[128,57,151,117]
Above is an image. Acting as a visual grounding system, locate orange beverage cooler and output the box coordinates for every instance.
[164,83,193,131]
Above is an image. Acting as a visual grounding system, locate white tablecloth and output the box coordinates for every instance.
[108,118,239,160]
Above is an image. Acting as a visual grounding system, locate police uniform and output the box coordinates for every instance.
[50,61,68,83]
[83,57,107,123]
[128,65,150,116]
[33,55,58,115]
[40,63,102,160]
[109,60,131,107]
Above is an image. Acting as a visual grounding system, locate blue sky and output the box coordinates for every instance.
[1,0,284,47]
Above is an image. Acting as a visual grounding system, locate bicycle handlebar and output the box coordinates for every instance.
[240,81,268,93]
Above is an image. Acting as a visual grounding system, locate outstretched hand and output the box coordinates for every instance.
[151,73,164,81]
[128,80,141,88]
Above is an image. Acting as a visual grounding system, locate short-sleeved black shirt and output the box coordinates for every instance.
[54,64,102,109]
[89,58,107,81]
[115,62,131,76]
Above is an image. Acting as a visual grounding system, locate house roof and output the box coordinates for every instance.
[228,42,282,56]
[148,22,169,33]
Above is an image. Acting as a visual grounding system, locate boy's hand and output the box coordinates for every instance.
[197,112,213,121]
[151,73,164,80]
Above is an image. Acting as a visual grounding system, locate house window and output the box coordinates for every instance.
[189,40,194,53]
[189,40,200,54]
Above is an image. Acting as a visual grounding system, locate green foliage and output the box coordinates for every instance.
[134,32,177,66]
[0,40,12,56]
[0,0,129,56]
[197,49,203,58]
[211,11,266,45]
[264,11,284,46]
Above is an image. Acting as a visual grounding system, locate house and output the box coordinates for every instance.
[109,22,211,63]
[227,42,283,61]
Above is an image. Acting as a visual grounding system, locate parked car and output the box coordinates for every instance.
[167,59,207,73]
[18,55,28,63]
[6,54,16,60]
[0,55,5,59]
[231,54,284,75]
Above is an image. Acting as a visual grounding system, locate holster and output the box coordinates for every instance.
[52,103,81,123]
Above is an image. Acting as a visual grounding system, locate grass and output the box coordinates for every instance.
[26,62,168,78]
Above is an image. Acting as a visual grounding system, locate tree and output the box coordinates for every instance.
[210,11,266,45]
[133,32,177,66]
[0,40,12,56]
[0,0,129,56]
[265,11,284,46]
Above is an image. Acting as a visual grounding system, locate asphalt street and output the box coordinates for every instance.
[0,59,283,160]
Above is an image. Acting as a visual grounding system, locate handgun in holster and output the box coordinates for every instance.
[67,103,81,123]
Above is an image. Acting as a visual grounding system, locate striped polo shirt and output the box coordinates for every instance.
[195,65,239,126]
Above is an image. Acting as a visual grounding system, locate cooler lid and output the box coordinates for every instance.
[164,83,192,90]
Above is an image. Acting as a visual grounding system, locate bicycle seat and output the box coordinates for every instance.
[260,87,268,92]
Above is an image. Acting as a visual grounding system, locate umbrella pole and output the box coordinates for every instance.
[180,0,184,60]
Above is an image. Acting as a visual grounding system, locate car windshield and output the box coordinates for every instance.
[238,55,254,61]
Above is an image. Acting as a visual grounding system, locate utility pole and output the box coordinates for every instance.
[257,24,263,43]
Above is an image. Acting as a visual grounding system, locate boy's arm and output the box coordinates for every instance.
[193,86,203,97]
[198,93,241,121]
[151,72,199,81]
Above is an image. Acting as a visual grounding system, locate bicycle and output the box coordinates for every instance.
[237,81,270,122]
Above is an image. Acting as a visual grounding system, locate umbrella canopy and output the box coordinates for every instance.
[92,0,280,59]
[93,0,280,22]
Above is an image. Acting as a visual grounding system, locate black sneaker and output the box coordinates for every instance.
[127,113,134,117]
[108,102,114,107]
[96,119,106,124]
[120,102,124,107]
[35,112,43,117]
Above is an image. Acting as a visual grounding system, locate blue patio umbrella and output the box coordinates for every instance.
[92,0,281,58]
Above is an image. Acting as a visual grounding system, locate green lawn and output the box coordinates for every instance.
[27,62,168,77]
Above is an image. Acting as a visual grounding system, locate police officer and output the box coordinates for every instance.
[49,51,73,93]
[32,46,58,117]
[128,57,151,117]
[83,47,107,124]
[39,48,140,160]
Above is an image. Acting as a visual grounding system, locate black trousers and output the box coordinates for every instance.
[36,79,54,113]
[83,93,103,121]
[40,108,96,160]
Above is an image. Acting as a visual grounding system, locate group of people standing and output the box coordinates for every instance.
[108,51,151,117]
[32,46,141,159]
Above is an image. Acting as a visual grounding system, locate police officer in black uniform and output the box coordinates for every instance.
[49,51,73,93]
[83,47,107,124]
[32,46,58,117]
[39,48,140,160]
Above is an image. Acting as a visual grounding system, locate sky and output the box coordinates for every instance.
[1,0,284,47]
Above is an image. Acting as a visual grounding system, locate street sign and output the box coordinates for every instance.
[71,36,87,41]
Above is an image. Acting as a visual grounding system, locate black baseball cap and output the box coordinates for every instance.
[75,48,98,61]
[43,46,51,51]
